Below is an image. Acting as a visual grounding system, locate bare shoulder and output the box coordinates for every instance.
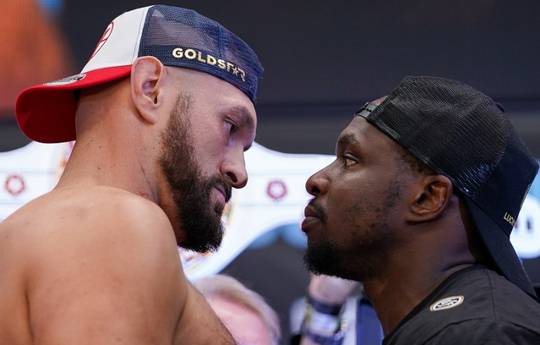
[3,185,174,253]
[0,186,238,345]
[1,186,185,344]
[4,185,183,280]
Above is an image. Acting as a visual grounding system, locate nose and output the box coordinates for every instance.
[221,148,248,189]
[306,168,329,197]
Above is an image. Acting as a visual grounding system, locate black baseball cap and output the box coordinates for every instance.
[356,76,539,299]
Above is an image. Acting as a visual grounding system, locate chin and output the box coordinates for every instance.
[304,241,361,280]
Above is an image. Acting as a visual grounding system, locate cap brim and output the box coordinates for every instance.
[464,198,537,299]
[16,65,131,143]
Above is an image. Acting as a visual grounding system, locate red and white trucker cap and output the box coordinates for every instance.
[16,5,263,143]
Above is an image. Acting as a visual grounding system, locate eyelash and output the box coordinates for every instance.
[341,153,357,167]
[225,120,239,134]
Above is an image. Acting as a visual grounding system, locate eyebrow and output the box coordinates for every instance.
[221,105,256,150]
[336,133,359,152]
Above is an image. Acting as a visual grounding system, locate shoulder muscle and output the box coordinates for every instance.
[23,187,185,345]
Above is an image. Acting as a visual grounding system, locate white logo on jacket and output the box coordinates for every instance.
[429,296,464,312]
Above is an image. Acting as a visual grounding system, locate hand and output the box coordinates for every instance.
[308,274,359,305]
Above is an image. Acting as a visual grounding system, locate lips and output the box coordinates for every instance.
[214,182,232,203]
[301,217,320,232]
[301,204,323,232]
[304,205,320,218]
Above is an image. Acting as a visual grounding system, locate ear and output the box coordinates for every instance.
[406,175,453,223]
[130,56,166,124]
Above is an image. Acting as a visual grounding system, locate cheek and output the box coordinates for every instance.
[323,197,358,241]
[325,179,386,227]
[189,111,227,144]
[190,129,225,164]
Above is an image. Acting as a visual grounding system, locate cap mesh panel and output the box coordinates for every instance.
[138,5,263,101]
[370,76,509,199]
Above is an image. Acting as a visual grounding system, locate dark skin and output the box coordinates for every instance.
[303,102,478,335]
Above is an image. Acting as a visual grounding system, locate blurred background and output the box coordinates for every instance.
[1,0,539,341]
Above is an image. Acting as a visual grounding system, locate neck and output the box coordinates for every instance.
[362,223,476,335]
[57,133,158,202]
[56,83,161,203]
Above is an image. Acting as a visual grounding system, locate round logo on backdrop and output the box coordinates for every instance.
[429,296,464,312]
[4,175,25,196]
[266,180,288,201]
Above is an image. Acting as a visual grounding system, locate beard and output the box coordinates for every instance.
[304,180,402,281]
[159,95,228,253]
[304,222,395,281]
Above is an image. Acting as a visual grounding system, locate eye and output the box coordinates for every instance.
[342,153,358,168]
[224,119,239,135]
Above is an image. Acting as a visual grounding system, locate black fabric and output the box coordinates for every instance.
[290,334,301,345]
[307,295,343,315]
[366,76,511,199]
[358,76,539,299]
[383,265,540,345]
[465,197,537,299]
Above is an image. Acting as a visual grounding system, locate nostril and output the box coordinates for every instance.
[309,185,320,196]
[306,174,324,196]
[226,171,238,184]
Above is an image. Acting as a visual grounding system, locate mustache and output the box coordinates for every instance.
[307,198,327,222]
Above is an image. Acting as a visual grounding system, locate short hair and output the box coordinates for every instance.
[194,274,281,345]
[399,149,435,176]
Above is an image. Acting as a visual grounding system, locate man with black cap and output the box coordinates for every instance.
[0,4,262,345]
[301,76,540,344]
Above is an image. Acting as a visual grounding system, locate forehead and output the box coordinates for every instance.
[168,67,257,119]
[338,116,402,157]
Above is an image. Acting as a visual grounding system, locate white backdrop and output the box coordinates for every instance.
[1,141,539,279]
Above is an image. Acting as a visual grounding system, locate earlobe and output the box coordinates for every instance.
[407,175,453,223]
[130,56,165,124]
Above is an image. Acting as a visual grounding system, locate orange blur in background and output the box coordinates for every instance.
[0,0,71,115]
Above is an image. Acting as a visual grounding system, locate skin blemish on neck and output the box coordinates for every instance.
[138,163,156,202]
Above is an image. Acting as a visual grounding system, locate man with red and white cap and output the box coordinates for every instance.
[0,5,262,345]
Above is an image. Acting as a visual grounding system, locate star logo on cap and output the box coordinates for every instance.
[90,21,114,59]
